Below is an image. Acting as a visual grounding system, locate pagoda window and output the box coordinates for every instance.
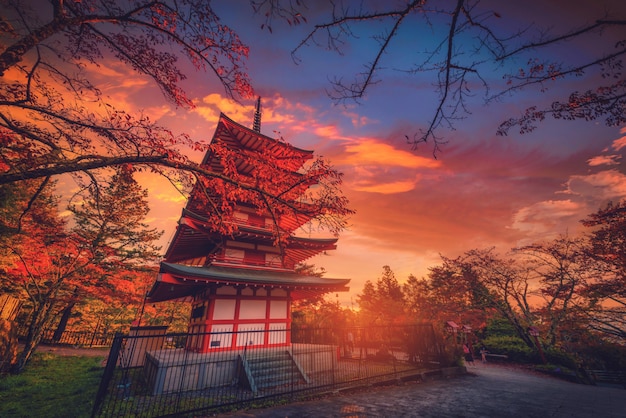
[265,219,275,229]
[226,241,255,250]
[233,210,248,223]
[191,304,206,320]
[257,244,277,252]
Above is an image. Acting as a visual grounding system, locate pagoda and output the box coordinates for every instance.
[146,107,350,353]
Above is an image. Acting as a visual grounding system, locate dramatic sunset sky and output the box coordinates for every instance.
[72,0,626,306]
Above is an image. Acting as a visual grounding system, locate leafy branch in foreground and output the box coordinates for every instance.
[1,0,351,236]
[257,0,626,154]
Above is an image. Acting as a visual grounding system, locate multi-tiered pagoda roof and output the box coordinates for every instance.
[147,113,349,303]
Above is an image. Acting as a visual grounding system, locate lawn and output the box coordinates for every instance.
[0,352,104,418]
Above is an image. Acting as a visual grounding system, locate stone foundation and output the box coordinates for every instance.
[144,343,337,395]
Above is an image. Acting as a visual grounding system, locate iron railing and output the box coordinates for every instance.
[92,324,446,418]
[18,327,116,348]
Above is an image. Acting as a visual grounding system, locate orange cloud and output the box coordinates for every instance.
[511,199,582,238]
[81,61,175,122]
[137,173,188,204]
[587,154,621,166]
[352,179,419,194]
[310,230,442,299]
[612,135,626,151]
[314,125,341,138]
[565,169,626,200]
[339,139,442,169]
[191,93,317,136]
[194,94,253,124]
[340,107,375,128]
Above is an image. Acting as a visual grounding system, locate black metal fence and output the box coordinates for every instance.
[18,327,115,348]
[92,324,447,418]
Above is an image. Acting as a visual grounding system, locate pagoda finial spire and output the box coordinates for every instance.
[253,96,262,133]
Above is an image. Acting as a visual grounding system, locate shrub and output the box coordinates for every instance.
[572,340,626,370]
[544,349,577,369]
[483,316,518,339]
[439,345,463,367]
[482,336,536,363]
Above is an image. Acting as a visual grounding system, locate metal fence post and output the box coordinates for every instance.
[91,333,124,418]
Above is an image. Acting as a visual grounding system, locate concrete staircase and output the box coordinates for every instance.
[239,350,310,394]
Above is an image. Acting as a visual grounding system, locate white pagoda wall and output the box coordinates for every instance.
[187,285,291,352]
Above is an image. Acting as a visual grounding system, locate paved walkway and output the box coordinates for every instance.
[217,363,625,418]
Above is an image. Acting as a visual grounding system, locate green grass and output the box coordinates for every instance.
[0,352,104,418]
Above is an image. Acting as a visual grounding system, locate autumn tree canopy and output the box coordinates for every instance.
[0,0,351,237]
[0,169,163,372]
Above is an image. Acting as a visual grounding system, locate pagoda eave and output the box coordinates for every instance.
[164,208,338,263]
[202,114,315,173]
[146,262,350,303]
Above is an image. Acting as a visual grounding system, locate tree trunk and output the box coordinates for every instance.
[11,300,54,374]
[52,301,75,342]
[0,319,19,373]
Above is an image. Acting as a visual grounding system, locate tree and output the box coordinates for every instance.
[0,0,351,238]
[580,200,626,341]
[69,166,163,271]
[0,168,162,372]
[48,167,163,337]
[454,249,538,349]
[71,268,191,335]
[515,235,598,348]
[257,0,626,154]
[422,256,491,333]
[439,243,600,351]
[292,295,350,330]
[357,265,405,325]
[0,179,85,372]
[403,274,433,323]
[1,0,245,181]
